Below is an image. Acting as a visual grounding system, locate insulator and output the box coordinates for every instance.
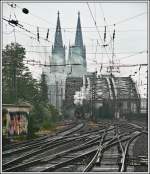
[46,28,49,40]
[113,30,115,40]
[104,33,106,42]
[103,44,108,47]
[104,26,106,42]
[9,20,18,26]
[37,27,39,42]
[10,3,16,8]
[22,8,29,14]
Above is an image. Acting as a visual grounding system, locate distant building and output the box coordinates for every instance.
[44,11,66,112]
[64,77,83,117]
[43,11,87,113]
[67,12,87,77]
[64,12,87,116]
[43,11,141,120]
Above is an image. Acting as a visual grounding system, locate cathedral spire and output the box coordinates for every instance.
[54,11,63,48]
[75,12,83,47]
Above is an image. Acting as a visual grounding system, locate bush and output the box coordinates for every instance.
[28,103,61,137]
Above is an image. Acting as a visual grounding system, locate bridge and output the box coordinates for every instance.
[67,73,141,119]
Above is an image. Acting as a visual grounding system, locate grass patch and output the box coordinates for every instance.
[12,135,28,142]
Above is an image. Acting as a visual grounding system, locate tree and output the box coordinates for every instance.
[2,42,39,104]
[2,42,61,137]
[2,43,25,103]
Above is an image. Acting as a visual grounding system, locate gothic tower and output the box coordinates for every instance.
[68,12,87,77]
[51,11,65,73]
[47,11,66,112]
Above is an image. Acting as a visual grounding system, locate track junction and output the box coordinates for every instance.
[2,120,148,172]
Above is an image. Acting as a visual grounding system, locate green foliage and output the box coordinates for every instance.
[2,42,61,138]
[14,135,27,141]
[28,103,60,135]
[2,42,39,104]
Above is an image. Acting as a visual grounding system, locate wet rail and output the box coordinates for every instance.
[2,120,147,172]
[3,121,76,151]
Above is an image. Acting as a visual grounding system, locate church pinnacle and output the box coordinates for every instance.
[54,11,63,48]
[75,11,83,47]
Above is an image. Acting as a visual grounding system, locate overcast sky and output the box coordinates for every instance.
[2,2,148,97]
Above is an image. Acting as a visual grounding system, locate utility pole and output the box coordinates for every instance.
[56,81,59,111]
[146,52,148,129]
[91,72,96,121]
[60,87,63,113]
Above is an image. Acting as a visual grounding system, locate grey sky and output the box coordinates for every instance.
[2,2,148,97]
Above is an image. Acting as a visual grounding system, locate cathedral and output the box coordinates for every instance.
[43,11,87,113]
[43,11,141,120]
[67,12,87,77]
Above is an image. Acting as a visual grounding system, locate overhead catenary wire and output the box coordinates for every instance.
[3,5,147,74]
[3,6,147,51]
[20,50,147,55]
[87,2,111,63]
[115,11,146,25]
[4,2,147,65]
[3,23,147,64]
[119,50,147,60]
[23,59,82,67]
[21,60,147,68]
[99,3,113,52]
[3,25,53,50]
[8,3,56,27]
[3,17,53,44]
[3,12,70,47]
[3,8,146,30]
[3,27,146,34]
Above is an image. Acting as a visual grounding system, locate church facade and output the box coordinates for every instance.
[43,11,87,113]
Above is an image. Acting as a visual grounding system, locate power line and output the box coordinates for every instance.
[24,50,147,55]
[3,9,146,31]
[98,3,113,52]
[3,23,147,65]
[3,17,53,44]
[119,50,147,60]
[4,28,145,33]
[19,59,147,68]
[9,3,56,27]
[115,12,146,25]
[87,2,111,63]
[23,60,82,67]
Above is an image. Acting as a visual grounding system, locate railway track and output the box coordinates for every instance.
[2,122,85,164]
[3,122,85,154]
[2,121,110,172]
[2,120,148,172]
[82,122,147,172]
[3,120,76,151]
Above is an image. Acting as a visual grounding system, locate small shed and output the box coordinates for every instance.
[2,104,31,137]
